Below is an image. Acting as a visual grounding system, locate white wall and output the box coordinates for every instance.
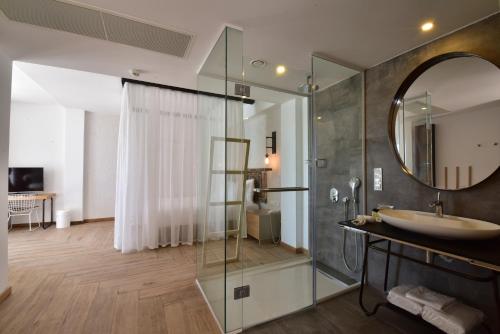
[302,97,309,251]
[63,109,85,221]
[9,105,118,222]
[244,104,281,208]
[0,52,12,294]
[244,97,309,250]
[434,102,500,189]
[84,112,119,219]
[9,102,66,220]
[280,98,307,249]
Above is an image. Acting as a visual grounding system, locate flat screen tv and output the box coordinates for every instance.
[8,167,44,193]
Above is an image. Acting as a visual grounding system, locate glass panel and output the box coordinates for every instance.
[396,92,435,185]
[196,27,229,333]
[239,57,313,329]
[196,27,245,333]
[311,55,364,300]
[224,27,245,333]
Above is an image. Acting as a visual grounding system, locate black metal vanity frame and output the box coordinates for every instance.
[338,221,500,330]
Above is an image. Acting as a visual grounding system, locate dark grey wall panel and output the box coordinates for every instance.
[364,13,500,330]
[314,73,364,281]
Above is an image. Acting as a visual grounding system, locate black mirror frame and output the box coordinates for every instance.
[387,51,500,191]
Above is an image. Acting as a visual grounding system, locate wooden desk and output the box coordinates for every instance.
[8,193,56,229]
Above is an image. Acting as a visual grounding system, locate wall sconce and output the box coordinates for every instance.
[265,131,277,165]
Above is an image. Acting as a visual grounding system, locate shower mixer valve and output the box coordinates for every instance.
[329,187,339,204]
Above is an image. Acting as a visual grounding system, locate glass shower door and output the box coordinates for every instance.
[238,55,313,329]
[196,27,245,333]
[311,55,365,301]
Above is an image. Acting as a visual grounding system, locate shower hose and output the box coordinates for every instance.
[341,199,362,273]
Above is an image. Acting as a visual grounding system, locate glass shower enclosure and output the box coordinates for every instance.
[196,28,365,333]
[311,55,365,293]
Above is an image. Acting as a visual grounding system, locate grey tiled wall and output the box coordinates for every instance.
[314,73,364,281]
[365,13,500,330]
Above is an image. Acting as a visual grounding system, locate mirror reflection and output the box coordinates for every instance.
[394,55,500,190]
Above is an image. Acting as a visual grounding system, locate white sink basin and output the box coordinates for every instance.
[378,209,500,240]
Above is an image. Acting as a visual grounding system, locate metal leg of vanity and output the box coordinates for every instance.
[358,232,499,332]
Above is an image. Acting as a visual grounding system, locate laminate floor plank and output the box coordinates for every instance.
[2,221,398,334]
[0,222,219,334]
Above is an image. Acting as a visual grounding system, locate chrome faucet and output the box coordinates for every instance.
[429,192,444,217]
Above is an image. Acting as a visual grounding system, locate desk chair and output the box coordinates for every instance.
[8,194,40,231]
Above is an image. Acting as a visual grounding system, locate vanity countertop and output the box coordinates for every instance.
[338,220,500,271]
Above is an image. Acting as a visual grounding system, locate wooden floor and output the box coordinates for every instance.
[1,221,436,334]
[245,288,453,334]
[200,237,307,276]
[0,221,219,334]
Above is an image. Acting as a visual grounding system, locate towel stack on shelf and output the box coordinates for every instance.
[387,285,485,334]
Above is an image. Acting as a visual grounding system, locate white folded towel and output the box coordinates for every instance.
[406,286,456,310]
[387,285,424,315]
[422,303,485,334]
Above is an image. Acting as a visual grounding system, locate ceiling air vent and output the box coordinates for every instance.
[102,13,191,58]
[0,0,106,39]
[0,0,192,58]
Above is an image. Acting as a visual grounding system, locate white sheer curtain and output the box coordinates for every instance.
[115,83,199,253]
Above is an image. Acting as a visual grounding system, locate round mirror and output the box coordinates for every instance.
[389,53,500,190]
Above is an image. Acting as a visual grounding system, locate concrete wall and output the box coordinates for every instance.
[365,13,500,330]
[313,73,363,281]
[0,52,12,295]
[83,112,119,219]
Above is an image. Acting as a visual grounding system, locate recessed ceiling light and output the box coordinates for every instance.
[129,69,142,77]
[276,65,286,75]
[317,116,322,120]
[421,21,434,32]
[421,106,428,110]
[250,59,267,68]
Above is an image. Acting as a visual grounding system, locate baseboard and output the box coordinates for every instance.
[0,286,12,305]
[84,217,114,223]
[11,217,114,228]
[73,217,114,225]
[280,241,308,254]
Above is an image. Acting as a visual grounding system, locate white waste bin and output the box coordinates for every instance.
[56,210,70,229]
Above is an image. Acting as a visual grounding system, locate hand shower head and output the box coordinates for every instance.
[349,177,361,203]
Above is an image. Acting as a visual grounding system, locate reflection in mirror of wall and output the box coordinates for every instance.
[392,55,500,190]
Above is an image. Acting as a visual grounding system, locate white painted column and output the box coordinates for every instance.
[63,109,85,221]
[302,97,309,251]
[0,52,12,293]
[280,98,305,249]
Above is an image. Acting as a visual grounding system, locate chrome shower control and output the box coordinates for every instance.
[330,187,339,204]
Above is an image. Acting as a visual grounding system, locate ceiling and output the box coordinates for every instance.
[0,0,498,92]
[11,64,60,107]
[406,56,500,112]
[13,61,122,113]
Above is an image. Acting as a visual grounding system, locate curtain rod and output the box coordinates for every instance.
[121,78,255,105]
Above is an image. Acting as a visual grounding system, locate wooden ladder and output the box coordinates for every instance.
[202,136,250,267]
